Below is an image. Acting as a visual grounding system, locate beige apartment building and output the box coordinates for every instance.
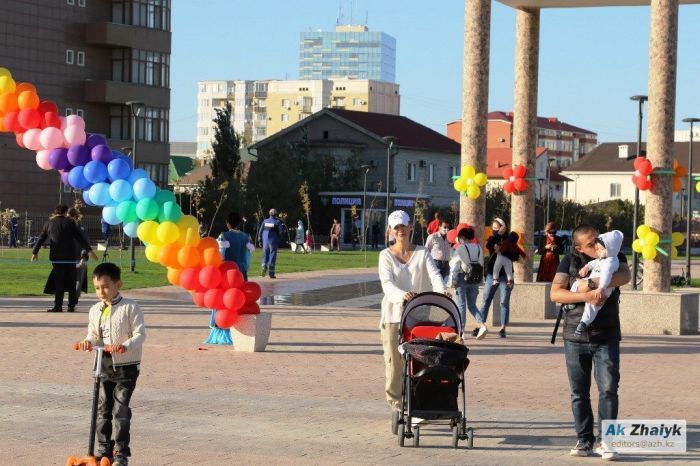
[196,78,400,159]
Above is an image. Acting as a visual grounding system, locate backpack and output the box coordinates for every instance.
[462,246,484,284]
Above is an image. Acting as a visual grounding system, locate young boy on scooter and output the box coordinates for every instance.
[77,263,146,466]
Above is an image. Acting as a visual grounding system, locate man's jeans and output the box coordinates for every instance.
[261,241,278,276]
[455,282,480,328]
[564,339,620,444]
[477,274,511,325]
[97,355,139,457]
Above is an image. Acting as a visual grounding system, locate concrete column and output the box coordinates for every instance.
[460,0,491,241]
[644,0,678,293]
[511,7,540,283]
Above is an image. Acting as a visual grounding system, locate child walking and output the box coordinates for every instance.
[491,231,526,287]
[77,263,146,466]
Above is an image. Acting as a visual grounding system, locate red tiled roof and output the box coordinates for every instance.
[327,109,461,154]
[485,147,548,177]
[487,110,597,136]
[178,165,211,186]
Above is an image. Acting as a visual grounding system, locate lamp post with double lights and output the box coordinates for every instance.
[630,95,648,290]
[682,117,700,285]
[382,136,398,245]
[360,163,374,251]
[125,100,145,272]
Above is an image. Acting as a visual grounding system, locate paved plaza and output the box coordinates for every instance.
[0,269,698,465]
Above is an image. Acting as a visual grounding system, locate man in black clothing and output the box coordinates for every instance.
[31,204,98,312]
[550,224,630,460]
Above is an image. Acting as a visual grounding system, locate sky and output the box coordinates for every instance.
[170,0,700,144]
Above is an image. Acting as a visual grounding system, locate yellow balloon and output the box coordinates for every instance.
[632,239,644,253]
[462,165,476,179]
[645,231,660,246]
[178,226,201,247]
[453,177,468,192]
[671,246,678,259]
[0,67,10,79]
[474,173,488,186]
[696,180,700,192]
[137,220,159,244]
[467,185,480,199]
[178,214,199,230]
[671,232,685,247]
[0,76,16,94]
[157,221,180,244]
[636,225,651,239]
[642,244,657,260]
[145,244,161,263]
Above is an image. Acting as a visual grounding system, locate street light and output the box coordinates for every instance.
[630,95,648,290]
[381,136,398,244]
[682,117,700,286]
[545,157,557,228]
[126,100,145,272]
[360,164,374,251]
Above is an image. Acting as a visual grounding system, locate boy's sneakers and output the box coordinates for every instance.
[595,441,620,461]
[570,439,593,457]
[574,321,588,337]
[113,454,129,466]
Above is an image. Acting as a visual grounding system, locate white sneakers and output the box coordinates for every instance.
[476,326,488,340]
[595,441,619,461]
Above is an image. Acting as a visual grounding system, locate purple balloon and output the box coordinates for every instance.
[86,134,108,150]
[91,144,114,164]
[48,148,70,170]
[67,144,91,166]
[59,170,70,186]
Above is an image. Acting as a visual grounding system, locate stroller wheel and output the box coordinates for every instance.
[398,424,405,447]
[452,425,460,448]
[466,427,474,449]
[391,410,399,435]
[413,426,420,447]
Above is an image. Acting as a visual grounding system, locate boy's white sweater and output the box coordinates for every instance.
[85,295,146,367]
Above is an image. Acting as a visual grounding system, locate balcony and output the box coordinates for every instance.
[85,22,171,54]
[84,80,170,107]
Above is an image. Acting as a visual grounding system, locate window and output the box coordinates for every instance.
[67,0,75,4]
[77,51,85,66]
[428,164,434,183]
[110,105,169,142]
[111,48,170,87]
[255,127,266,137]
[66,49,74,64]
[281,99,290,107]
[449,165,458,181]
[199,83,207,92]
[281,114,289,122]
[76,109,84,118]
[111,0,172,31]
[407,163,417,182]
[323,130,328,139]
[78,0,86,6]
[65,108,74,116]
[199,99,209,107]
[198,127,209,136]
[610,183,621,198]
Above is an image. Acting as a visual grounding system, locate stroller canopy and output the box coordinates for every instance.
[401,292,462,335]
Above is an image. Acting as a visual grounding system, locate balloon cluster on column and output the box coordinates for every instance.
[671,160,686,193]
[502,164,528,194]
[631,157,653,191]
[632,225,685,260]
[452,165,488,199]
[0,67,259,328]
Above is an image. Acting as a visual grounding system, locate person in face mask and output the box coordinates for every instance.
[424,221,452,283]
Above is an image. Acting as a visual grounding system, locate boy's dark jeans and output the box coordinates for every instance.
[564,339,620,444]
[97,355,139,457]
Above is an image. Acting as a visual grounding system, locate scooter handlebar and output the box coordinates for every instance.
[71,342,126,353]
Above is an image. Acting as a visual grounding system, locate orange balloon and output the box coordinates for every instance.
[201,247,222,267]
[14,83,37,95]
[672,177,682,193]
[0,92,18,113]
[159,243,181,268]
[196,236,219,253]
[177,245,201,268]
[166,267,182,286]
[17,91,39,110]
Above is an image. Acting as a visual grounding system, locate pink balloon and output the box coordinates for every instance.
[23,128,43,151]
[65,114,85,130]
[36,150,52,170]
[40,127,65,150]
[59,116,67,131]
[64,125,86,145]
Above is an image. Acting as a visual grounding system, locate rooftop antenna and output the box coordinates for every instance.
[350,0,353,25]
[337,0,344,25]
[365,9,368,26]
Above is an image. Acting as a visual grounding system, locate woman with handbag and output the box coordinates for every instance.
[448,226,484,337]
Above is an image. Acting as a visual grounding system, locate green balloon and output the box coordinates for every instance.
[116,201,138,223]
[158,201,182,223]
[154,189,176,205]
[136,198,159,221]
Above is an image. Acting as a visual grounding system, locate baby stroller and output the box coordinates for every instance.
[394,292,473,448]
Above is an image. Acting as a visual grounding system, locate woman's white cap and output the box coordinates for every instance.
[388,210,410,229]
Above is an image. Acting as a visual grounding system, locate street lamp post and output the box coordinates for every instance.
[360,164,373,251]
[630,95,648,290]
[125,100,145,273]
[682,117,700,286]
[545,158,557,228]
[381,136,398,245]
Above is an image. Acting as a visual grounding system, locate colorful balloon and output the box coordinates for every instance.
[83,160,108,184]
[67,144,91,166]
[214,308,239,328]
[136,198,159,221]
[109,179,133,203]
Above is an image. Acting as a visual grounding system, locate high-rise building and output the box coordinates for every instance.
[0,0,172,214]
[196,78,400,159]
[299,25,396,83]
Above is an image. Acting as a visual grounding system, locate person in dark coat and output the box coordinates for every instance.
[536,222,565,282]
[44,208,91,301]
[32,204,97,312]
[9,209,19,248]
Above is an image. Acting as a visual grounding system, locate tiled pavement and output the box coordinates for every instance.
[0,269,698,465]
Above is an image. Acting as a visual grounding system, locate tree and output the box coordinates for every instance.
[195,102,242,235]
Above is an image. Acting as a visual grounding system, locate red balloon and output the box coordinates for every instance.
[18,108,41,130]
[638,159,653,176]
[214,308,240,329]
[203,288,224,309]
[3,112,22,133]
[191,290,206,308]
[242,281,262,303]
[223,288,245,311]
[504,181,515,193]
[219,261,239,273]
[41,111,61,129]
[179,267,203,291]
[513,178,527,192]
[446,229,458,244]
[221,268,244,289]
[513,164,527,178]
[502,167,513,179]
[633,156,646,170]
[239,302,261,315]
[15,132,25,148]
[38,101,59,115]
[199,265,222,289]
